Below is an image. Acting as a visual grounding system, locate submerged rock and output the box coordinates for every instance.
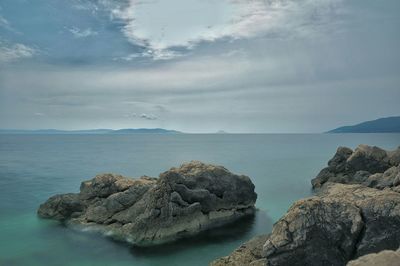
[311,145,400,189]
[38,161,257,245]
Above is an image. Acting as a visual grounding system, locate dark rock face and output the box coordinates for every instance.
[38,161,257,245]
[312,145,400,189]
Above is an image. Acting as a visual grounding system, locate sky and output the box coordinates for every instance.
[0,0,399,133]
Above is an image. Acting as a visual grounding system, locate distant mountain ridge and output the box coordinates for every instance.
[328,116,400,133]
[0,128,182,134]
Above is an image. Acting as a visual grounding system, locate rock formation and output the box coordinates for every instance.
[262,183,400,266]
[211,145,400,266]
[38,161,257,245]
[312,145,400,189]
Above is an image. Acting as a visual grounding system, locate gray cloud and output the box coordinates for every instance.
[115,50,184,61]
[0,42,36,63]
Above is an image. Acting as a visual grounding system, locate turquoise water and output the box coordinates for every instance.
[0,134,399,265]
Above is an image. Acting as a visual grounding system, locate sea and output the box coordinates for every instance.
[0,133,399,266]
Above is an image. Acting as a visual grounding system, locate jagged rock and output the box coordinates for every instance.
[347,248,400,266]
[210,235,269,266]
[262,183,400,265]
[312,145,400,188]
[38,161,257,245]
[263,194,362,265]
[79,173,141,200]
[319,183,400,257]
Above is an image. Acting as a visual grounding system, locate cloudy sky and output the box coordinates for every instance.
[0,0,399,133]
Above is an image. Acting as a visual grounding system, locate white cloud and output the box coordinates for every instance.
[0,15,10,29]
[71,0,99,14]
[68,27,98,38]
[111,0,344,59]
[0,43,36,63]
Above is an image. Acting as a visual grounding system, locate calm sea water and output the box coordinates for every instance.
[0,134,399,266]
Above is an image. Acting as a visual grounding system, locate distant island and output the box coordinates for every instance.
[0,128,182,134]
[328,116,400,133]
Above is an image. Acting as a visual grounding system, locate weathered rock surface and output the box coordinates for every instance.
[211,145,400,266]
[210,235,269,266]
[38,161,257,245]
[346,248,400,266]
[312,145,400,189]
[364,165,400,190]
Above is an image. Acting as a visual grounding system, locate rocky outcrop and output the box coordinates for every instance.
[38,161,257,246]
[312,145,400,189]
[262,183,400,265]
[211,183,400,266]
[346,248,400,266]
[211,145,400,266]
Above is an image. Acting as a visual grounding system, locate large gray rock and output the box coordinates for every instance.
[212,183,400,266]
[312,145,400,189]
[38,161,257,245]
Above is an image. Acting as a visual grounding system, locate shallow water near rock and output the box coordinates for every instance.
[0,133,399,265]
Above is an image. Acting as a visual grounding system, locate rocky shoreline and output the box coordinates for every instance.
[38,144,400,265]
[38,161,257,245]
[211,145,400,266]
